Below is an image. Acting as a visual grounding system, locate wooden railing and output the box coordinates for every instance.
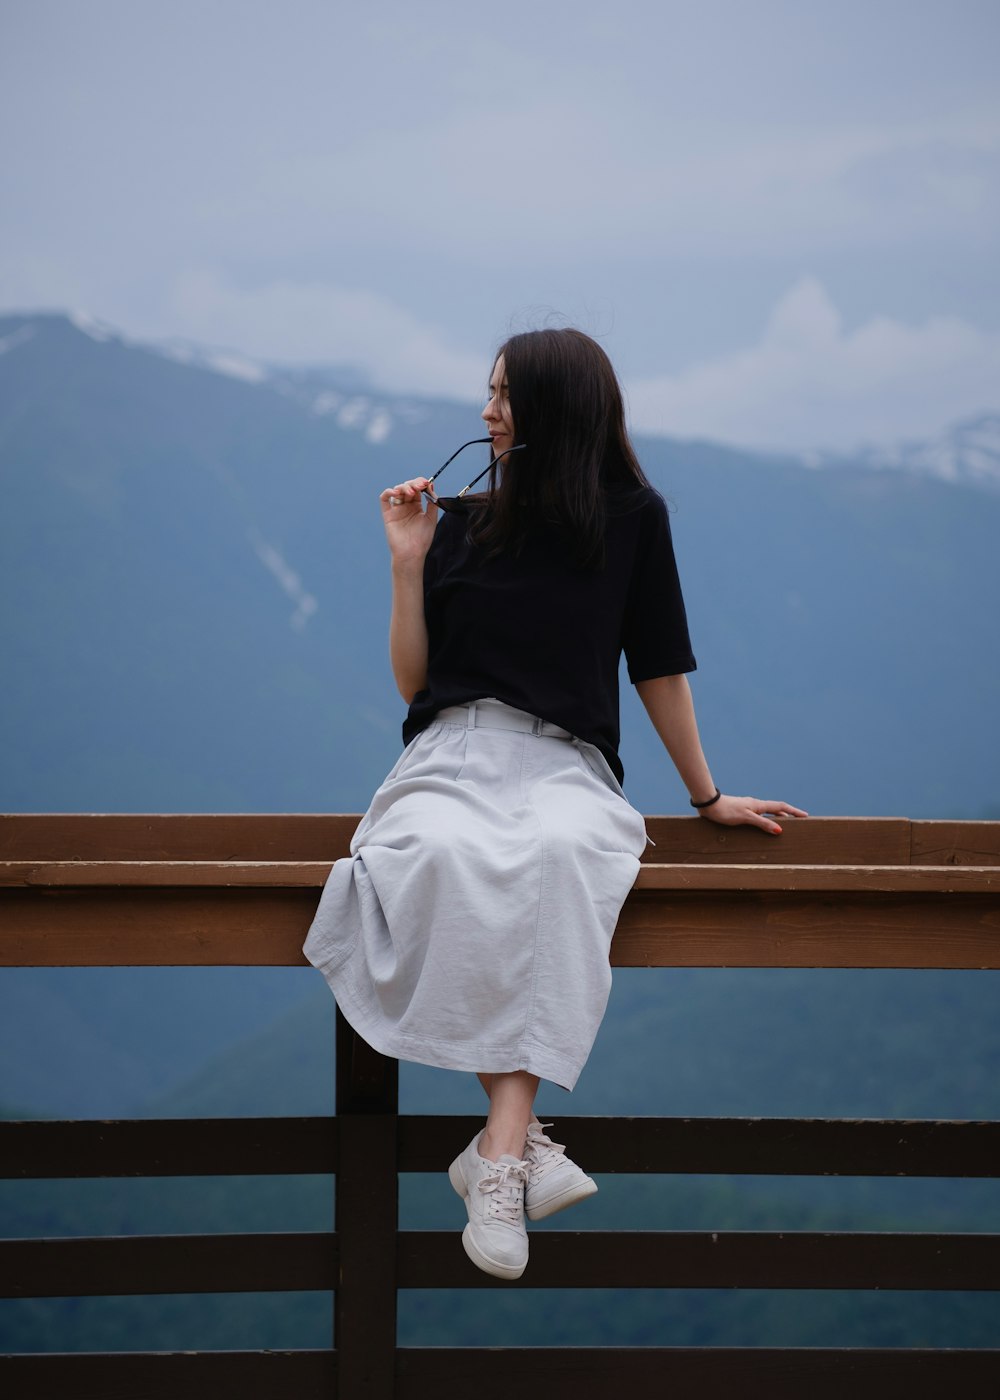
[1,813,999,1398]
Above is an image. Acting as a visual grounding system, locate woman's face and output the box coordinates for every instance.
[481,355,515,459]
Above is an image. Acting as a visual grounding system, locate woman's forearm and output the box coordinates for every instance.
[636,673,808,834]
[389,561,429,702]
[635,674,717,804]
[379,475,437,704]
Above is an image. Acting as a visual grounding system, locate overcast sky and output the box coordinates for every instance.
[2,0,998,451]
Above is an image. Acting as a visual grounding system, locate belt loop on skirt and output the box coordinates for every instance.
[434,700,574,742]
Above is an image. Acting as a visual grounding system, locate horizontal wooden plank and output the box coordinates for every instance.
[0,1352,335,1400]
[4,1115,998,1181]
[396,1347,1000,1399]
[0,888,316,965]
[0,814,922,866]
[4,860,997,893]
[633,864,1000,893]
[3,813,997,869]
[396,1229,1000,1291]
[0,861,333,888]
[911,820,1000,867]
[396,1116,1000,1178]
[0,1232,336,1298]
[3,886,998,968]
[642,816,915,866]
[5,1349,999,1400]
[7,1229,997,1299]
[614,890,1000,968]
[0,1118,338,1179]
[0,813,361,863]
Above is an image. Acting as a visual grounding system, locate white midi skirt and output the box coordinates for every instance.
[303,699,648,1090]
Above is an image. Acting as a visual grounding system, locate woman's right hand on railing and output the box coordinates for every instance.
[380,477,439,564]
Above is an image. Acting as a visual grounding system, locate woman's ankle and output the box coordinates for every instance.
[478,1127,528,1163]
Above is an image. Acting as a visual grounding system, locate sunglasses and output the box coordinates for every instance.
[421,437,526,512]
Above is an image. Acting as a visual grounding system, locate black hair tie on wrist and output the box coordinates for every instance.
[690,787,722,810]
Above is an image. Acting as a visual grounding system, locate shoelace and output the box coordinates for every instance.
[476,1160,528,1224]
[525,1123,568,1180]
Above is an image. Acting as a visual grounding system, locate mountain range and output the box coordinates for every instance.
[2,304,999,1117]
[2,309,998,819]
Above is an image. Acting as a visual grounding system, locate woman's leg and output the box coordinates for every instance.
[478,1072,598,1220]
[477,1069,539,1162]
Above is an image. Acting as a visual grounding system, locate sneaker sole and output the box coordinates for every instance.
[460,1222,527,1280]
[526,1176,598,1221]
[449,1155,528,1281]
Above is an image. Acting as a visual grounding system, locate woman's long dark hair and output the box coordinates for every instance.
[468,328,652,569]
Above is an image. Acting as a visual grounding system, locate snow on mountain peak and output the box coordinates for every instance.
[807,413,1000,491]
[861,414,1000,489]
[248,528,318,631]
[203,352,267,384]
[68,309,119,343]
[0,322,37,356]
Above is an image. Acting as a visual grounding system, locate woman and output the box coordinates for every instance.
[304,328,805,1281]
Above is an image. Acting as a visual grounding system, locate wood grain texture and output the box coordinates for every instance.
[0,887,316,965]
[4,859,996,892]
[0,813,360,862]
[613,890,1000,967]
[910,820,1000,866]
[0,860,334,887]
[3,884,999,966]
[9,814,996,866]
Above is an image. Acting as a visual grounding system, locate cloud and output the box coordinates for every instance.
[170,269,485,398]
[196,105,1000,270]
[626,278,1000,452]
[168,270,1000,453]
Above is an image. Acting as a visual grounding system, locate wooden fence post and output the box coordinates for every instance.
[335,1007,400,1398]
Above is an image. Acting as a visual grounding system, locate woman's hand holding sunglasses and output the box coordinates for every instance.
[380,477,439,563]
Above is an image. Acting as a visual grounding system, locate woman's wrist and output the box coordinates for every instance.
[690,787,722,810]
[390,560,428,591]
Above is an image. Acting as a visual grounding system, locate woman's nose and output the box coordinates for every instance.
[481,397,495,423]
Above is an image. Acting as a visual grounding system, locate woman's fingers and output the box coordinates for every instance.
[379,478,440,532]
[702,794,809,835]
[380,477,434,511]
[754,800,809,819]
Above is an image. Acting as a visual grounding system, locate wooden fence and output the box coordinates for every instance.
[1,813,999,1398]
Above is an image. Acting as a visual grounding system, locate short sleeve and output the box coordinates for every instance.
[622,495,697,684]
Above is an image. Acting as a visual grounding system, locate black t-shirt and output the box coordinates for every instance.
[402,486,697,784]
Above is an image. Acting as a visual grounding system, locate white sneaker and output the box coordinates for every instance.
[523,1121,598,1221]
[448,1134,529,1280]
